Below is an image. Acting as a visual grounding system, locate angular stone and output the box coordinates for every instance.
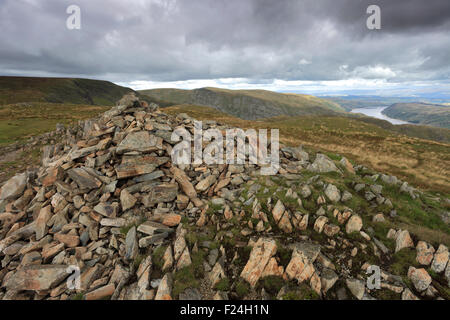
[407,267,432,292]
[299,185,312,198]
[170,166,198,199]
[323,224,340,237]
[314,216,328,234]
[41,242,65,260]
[70,144,100,161]
[341,190,352,202]
[120,189,137,211]
[321,268,338,294]
[42,167,65,187]
[240,238,277,287]
[141,183,178,206]
[93,202,119,218]
[387,229,398,239]
[261,257,284,278]
[272,200,285,223]
[0,173,27,200]
[162,246,174,272]
[346,215,363,234]
[54,233,80,248]
[176,246,192,270]
[139,232,169,248]
[288,242,321,262]
[372,213,385,223]
[80,265,104,291]
[162,214,182,227]
[116,131,162,154]
[208,262,226,287]
[67,167,102,190]
[51,193,68,213]
[224,205,233,220]
[324,184,341,203]
[395,230,414,253]
[125,226,138,261]
[4,265,69,291]
[137,221,173,236]
[155,273,173,300]
[214,178,231,193]
[100,218,126,227]
[346,278,365,300]
[307,154,340,173]
[85,283,115,300]
[195,175,217,192]
[285,249,315,283]
[298,214,309,231]
[416,241,435,266]
[35,205,53,241]
[340,157,355,174]
[278,212,293,233]
[431,244,449,273]
[402,288,420,300]
[21,251,42,266]
[370,184,383,194]
[116,155,168,179]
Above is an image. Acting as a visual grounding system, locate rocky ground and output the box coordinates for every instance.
[0,94,449,300]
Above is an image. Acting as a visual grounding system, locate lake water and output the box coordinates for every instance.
[350,106,410,125]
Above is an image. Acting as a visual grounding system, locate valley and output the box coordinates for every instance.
[350,106,410,125]
[383,103,450,129]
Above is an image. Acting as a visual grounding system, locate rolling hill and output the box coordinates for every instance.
[140,87,450,143]
[163,104,450,193]
[383,103,450,129]
[0,76,136,106]
[139,87,345,120]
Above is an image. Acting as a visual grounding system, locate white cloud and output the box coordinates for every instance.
[120,77,450,97]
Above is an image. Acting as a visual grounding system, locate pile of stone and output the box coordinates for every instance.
[0,93,448,300]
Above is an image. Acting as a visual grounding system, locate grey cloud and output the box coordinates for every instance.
[0,0,449,85]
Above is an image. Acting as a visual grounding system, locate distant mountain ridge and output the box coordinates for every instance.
[383,103,450,129]
[0,76,136,106]
[139,87,345,120]
[324,96,450,112]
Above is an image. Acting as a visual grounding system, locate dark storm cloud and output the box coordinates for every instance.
[0,0,449,85]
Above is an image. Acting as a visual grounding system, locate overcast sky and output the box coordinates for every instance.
[1,0,449,96]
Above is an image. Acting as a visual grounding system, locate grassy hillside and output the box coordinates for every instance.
[0,102,110,183]
[163,104,450,194]
[0,102,109,145]
[383,103,450,129]
[0,76,135,106]
[139,87,345,120]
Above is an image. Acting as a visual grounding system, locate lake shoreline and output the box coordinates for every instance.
[350,106,411,125]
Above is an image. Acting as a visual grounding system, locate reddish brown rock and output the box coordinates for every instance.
[55,233,80,248]
[162,214,182,227]
[240,238,277,287]
[395,230,414,253]
[416,241,435,266]
[42,167,65,187]
[35,205,53,240]
[4,265,69,291]
[85,283,115,300]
